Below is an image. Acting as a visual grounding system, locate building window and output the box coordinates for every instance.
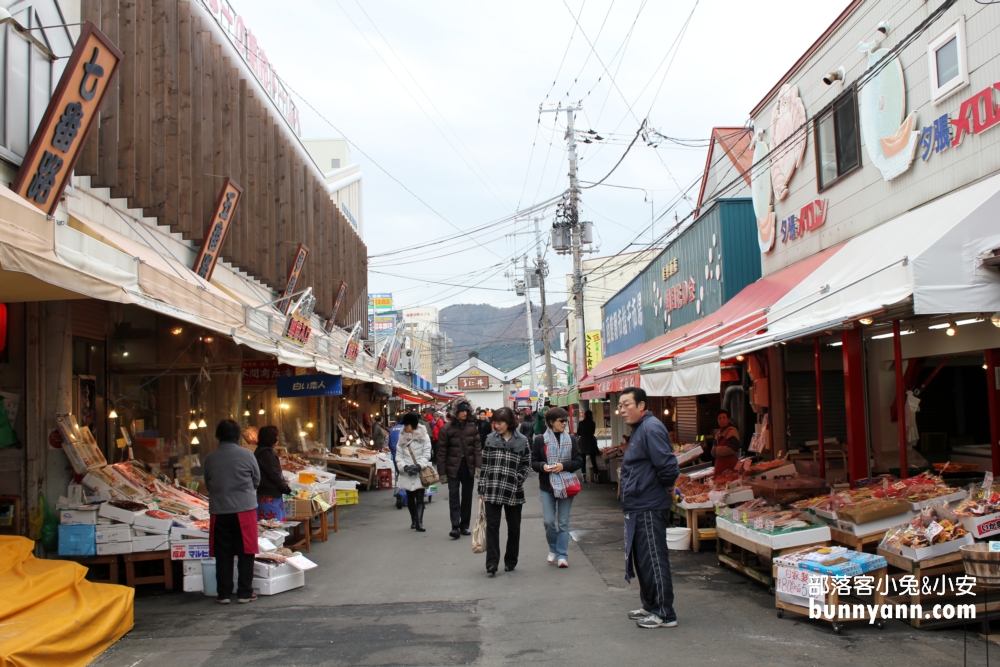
[814,86,861,191]
[927,16,969,103]
[330,158,341,169]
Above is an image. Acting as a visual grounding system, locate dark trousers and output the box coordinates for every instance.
[448,459,474,530]
[581,453,601,480]
[406,488,425,514]
[629,509,676,621]
[214,513,254,600]
[484,502,522,570]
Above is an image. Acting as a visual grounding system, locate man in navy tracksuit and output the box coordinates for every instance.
[618,387,679,629]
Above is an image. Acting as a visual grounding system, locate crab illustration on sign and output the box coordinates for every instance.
[769,84,808,201]
[858,41,919,181]
[751,133,776,252]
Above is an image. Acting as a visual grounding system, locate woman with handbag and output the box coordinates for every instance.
[478,407,531,576]
[397,412,433,532]
[530,407,583,568]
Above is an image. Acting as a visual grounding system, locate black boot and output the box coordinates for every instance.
[408,500,418,529]
[395,492,404,510]
[415,503,426,532]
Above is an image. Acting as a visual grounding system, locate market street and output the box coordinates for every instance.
[92,485,985,667]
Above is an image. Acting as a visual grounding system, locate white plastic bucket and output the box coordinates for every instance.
[200,558,217,597]
[666,527,691,550]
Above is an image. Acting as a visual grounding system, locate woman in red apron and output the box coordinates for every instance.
[712,410,740,475]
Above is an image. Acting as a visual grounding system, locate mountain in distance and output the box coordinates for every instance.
[439,301,566,372]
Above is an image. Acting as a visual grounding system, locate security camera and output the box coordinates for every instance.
[823,66,846,86]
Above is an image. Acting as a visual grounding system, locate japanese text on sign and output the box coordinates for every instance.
[780,198,828,244]
[192,178,242,280]
[604,292,643,346]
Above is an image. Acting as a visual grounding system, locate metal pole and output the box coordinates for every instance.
[523,256,538,394]
[533,217,555,392]
[567,107,586,385]
[814,337,825,481]
[893,320,908,478]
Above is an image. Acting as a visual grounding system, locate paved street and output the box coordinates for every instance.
[93,484,986,667]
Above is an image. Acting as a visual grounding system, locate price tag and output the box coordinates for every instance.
[765,519,775,532]
[892,481,907,490]
[882,478,889,491]
[924,521,944,542]
[989,541,1000,552]
[742,512,748,523]
[754,517,764,530]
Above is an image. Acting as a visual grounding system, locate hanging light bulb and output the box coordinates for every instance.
[280,403,289,410]
[306,422,314,428]
[859,317,873,326]
[108,408,119,419]
[243,406,251,417]
[663,408,670,416]
[188,419,198,430]
[946,324,957,336]
[258,404,265,415]
[191,436,200,445]
[198,414,207,428]
[735,355,745,362]
[299,431,307,437]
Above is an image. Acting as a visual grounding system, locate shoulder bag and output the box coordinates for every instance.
[406,442,440,487]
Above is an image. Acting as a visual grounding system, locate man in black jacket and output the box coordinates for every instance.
[476,408,493,446]
[618,387,679,630]
[436,402,482,539]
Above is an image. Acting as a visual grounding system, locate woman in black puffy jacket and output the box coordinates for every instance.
[254,425,292,520]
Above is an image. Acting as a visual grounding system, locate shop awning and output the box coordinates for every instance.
[394,388,432,404]
[764,173,1000,342]
[550,388,579,407]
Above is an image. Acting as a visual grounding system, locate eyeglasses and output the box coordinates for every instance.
[619,401,636,409]
[555,418,568,423]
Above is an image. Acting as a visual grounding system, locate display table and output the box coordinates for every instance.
[123,550,173,590]
[716,520,829,588]
[773,564,888,634]
[828,525,888,553]
[287,509,328,553]
[674,506,716,553]
[64,554,120,584]
[307,453,377,490]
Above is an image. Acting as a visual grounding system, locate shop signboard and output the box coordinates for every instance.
[276,374,342,398]
[593,371,640,395]
[585,331,602,372]
[12,22,123,215]
[601,275,643,358]
[283,311,312,346]
[458,375,491,390]
[344,322,362,364]
[193,178,243,280]
[325,281,348,332]
[387,331,403,370]
[369,293,393,313]
[242,360,294,386]
[369,313,397,334]
[276,244,310,314]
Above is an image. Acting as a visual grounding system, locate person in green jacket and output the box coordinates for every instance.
[533,407,547,435]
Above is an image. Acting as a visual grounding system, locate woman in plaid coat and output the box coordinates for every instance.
[478,407,531,576]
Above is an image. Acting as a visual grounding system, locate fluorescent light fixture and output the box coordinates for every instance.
[828,342,843,347]
[871,330,914,340]
[955,318,982,326]
[928,323,950,330]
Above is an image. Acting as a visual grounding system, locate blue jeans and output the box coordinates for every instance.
[539,490,573,559]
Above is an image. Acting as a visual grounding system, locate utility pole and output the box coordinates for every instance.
[521,255,538,394]
[533,217,555,392]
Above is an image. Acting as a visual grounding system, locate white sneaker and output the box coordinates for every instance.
[637,614,677,629]
[557,558,569,568]
[628,608,650,620]
[547,552,557,564]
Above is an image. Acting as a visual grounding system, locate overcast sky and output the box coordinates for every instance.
[233,0,852,311]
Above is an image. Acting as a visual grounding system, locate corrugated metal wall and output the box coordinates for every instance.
[675,396,699,444]
[71,300,108,341]
[786,370,847,447]
[719,199,761,303]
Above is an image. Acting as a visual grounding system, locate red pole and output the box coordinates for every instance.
[893,320,908,479]
[986,349,1000,476]
[814,337,825,481]
[842,325,869,483]
[569,404,576,435]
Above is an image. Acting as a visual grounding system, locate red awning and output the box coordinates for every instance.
[393,388,432,404]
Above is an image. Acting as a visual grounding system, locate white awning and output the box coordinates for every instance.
[642,361,721,397]
[765,174,1000,340]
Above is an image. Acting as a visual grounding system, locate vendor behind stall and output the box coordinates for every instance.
[254,425,291,521]
[712,410,740,474]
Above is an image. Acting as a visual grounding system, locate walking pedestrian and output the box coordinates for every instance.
[476,408,493,446]
[577,410,601,483]
[479,407,531,576]
[204,419,260,604]
[396,412,432,532]
[530,407,582,568]
[436,401,482,539]
[253,425,291,521]
[618,387,679,629]
[518,410,534,439]
[389,415,406,510]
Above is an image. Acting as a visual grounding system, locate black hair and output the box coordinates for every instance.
[491,407,517,432]
[717,409,730,418]
[402,412,421,429]
[257,425,279,448]
[584,410,593,419]
[215,419,242,443]
[545,407,569,427]
[620,387,647,408]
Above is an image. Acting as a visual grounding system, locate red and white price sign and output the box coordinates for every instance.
[754,517,764,530]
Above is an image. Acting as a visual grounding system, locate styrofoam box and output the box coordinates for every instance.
[59,507,99,525]
[748,464,798,481]
[898,533,974,561]
[724,489,755,505]
[96,541,133,555]
[132,533,170,552]
[170,539,211,560]
[183,574,204,593]
[908,489,968,511]
[756,525,832,550]
[82,472,115,502]
[959,512,1000,539]
[132,513,174,534]
[183,560,203,576]
[95,524,133,543]
[334,480,359,490]
[253,561,298,579]
[98,503,144,525]
[171,525,209,541]
[252,569,304,595]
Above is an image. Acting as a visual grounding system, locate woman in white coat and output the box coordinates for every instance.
[396,412,433,532]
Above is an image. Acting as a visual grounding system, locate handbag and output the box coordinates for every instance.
[471,498,487,553]
[564,475,581,498]
[405,442,439,488]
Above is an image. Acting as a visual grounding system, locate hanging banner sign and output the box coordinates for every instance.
[585,331,603,372]
[12,22,123,215]
[325,281,348,332]
[283,311,312,346]
[344,322,362,364]
[276,374,342,398]
[276,244,310,314]
[387,331,403,371]
[193,178,243,280]
[376,336,390,372]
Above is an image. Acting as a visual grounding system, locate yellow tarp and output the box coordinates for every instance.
[0,536,134,667]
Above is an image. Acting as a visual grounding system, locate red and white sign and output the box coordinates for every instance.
[594,371,641,395]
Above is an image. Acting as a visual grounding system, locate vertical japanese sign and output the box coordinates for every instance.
[12,22,123,215]
[387,328,403,371]
[324,281,348,332]
[585,331,603,372]
[344,322,362,364]
[276,244,310,314]
[192,178,242,280]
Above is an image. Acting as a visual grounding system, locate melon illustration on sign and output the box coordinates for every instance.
[858,42,919,181]
[769,84,808,201]
[751,133,776,252]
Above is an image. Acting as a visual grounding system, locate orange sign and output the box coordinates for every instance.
[12,22,122,214]
[276,244,310,314]
[193,178,242,280]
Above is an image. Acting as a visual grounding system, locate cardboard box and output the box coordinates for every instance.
[132,533,170,552]
[98,502,145,525]
[58,506,99,525]
[284,497,321,517]
[183,573,204,593]
[58,524,96,556]
[959,512,1000,539]
[253,561,298,579]
[836,500,910,525]
[897,533,974,561]
[133,513,174,534]
[252,569,304,595]
[170,539,211,560]
[96,540,133,555]
[95,524,133,543]
[183,560,203,576]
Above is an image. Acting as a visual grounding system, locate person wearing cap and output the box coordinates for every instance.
[436,401,482,539]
